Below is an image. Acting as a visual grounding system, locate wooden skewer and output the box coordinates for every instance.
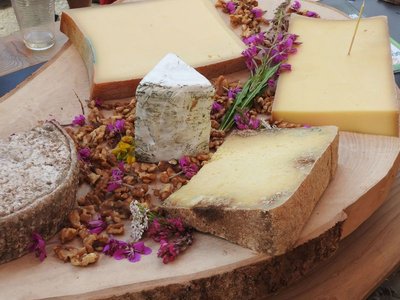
[347,0,366,55]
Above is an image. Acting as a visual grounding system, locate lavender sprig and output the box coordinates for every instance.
[219,0,293,131]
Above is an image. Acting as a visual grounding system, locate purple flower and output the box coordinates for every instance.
[242,45,258,59]
[249,118,260,129]
[133,241,152,255]
[148,218,186,242]
[72,114,85,126]
[291,0,301,11]
[279,63,292,73]
[251,8,264,18]
[115,119,125,131]
[305,11,319,18]
[245,59,257,71]
[107,167,124,192]
[29,232,47,262]
[303,124,311,128]
[158,239,178,264]
[243,32,265,46]
[211,101,223,113]
[227,86,242,99]
[234,114,249,130]
[88,215,107,234]
[148,217,193,264]
[78,147,91,161]
[94,98,103,107]
[107,119,126,134]
[103,238,129,257]
[242,45,259,70]
[270,34,299,64]
[179,156,199,179]
[267,78,276,88]
[234,112,260,130]
[226,1,236,14]
[103,238,151,263]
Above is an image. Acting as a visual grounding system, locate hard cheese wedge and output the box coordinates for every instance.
[60,0,246,100]
[162,127,339,255]
[272,16,399,137]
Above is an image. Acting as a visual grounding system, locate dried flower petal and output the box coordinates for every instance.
[94,98,103,107]
[107,167,124,192]
[211,101,224,113]
[227,86,242,100]
[243,32,265,46]
[72,114,85,126]
[88,215,107,234]
[305,11,319,18]
[107,119,126,134]
[29,232,47,262]
[251,8,264,18]
[103,237,151,263]
[179,156,199,179]
[78,147,91,161]
[291,0,301,11]
[279,63,292,73]
[148,217,193,264]
[226,1,236,14]
[234,111,260,130]
[111,135,136,164]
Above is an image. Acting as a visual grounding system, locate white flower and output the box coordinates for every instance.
[129,200,149,242]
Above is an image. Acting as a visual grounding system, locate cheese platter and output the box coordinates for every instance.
[0,0,399,299]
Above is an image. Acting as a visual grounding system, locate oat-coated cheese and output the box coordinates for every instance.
[0,122,79,264]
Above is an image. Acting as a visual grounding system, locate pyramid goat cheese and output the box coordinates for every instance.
[135,53,214,163]
[162,127,339,255]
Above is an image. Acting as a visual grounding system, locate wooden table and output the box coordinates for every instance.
[1,6,400,299]
[0,21,67,77]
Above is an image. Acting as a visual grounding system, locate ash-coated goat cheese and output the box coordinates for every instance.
[135,53,215,163]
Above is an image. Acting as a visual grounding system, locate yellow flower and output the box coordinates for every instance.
[111,135,135,164]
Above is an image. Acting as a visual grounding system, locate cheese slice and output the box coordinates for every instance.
[60,0,246,100]
[162,126,339,255]
[135,53,214,162]
[272,16,399,137]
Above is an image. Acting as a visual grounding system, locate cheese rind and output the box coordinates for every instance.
[272,16,399,137]
[162,127,339,255]
[135,53,214,162]
[60,0,246,100]
[0,122,79,264]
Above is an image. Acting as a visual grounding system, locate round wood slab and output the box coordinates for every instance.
[0,1,399,299]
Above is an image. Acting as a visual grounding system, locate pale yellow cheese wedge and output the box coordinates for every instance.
[60,0,246,99]
[272,16,399,137]
[163,127,339,255]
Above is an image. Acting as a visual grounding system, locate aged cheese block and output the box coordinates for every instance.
[60,0,246,100]
[163,127,339,255]
[272,16,399,137]
[0,122,79,264]
[135,53,214,163]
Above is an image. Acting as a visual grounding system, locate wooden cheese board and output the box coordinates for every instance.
[0,0,400,299]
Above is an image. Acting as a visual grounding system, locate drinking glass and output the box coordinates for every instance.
[11,0,55,51]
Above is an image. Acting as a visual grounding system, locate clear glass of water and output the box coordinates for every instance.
[11,0,55,51]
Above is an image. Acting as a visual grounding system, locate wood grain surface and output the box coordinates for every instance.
[273,172,400,300]
[0,1,399,299]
